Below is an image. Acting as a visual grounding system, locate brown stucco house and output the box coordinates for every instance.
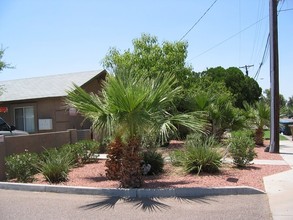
[0,70,107,133]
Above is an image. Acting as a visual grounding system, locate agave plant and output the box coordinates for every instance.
[66,69,206,188]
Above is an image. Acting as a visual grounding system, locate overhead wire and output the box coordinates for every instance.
[238,0,242,66]
[253,0,287,80]
[253,34,270,80]
[188,15,268,61]
[250,0,266,65]
[179,0,218,42]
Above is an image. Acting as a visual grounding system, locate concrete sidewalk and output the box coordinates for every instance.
[264,140,293,220]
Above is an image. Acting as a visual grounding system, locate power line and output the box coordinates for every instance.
[188,15,268,61]
[253,3,287,80]
[278,8,293,12]
[179,0,218,42]
[253,34,270,80]
[188,5,290,63]
[250,0,267,65]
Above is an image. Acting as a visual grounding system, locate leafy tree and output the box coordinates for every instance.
[181,75,246,139]
[66,70,206,188]
[287,96,293,108]
[285,96,293,118]
[103,33,193,87]
[200,66,262,108]
[0,48,12,72]
[0,48,13,95]
[261,89,287,109]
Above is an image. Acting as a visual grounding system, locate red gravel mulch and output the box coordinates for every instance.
[31,140,291,191]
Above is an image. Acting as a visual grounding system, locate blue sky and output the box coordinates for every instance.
[1,0,292,99]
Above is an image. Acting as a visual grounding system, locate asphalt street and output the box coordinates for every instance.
[0,189,272,220]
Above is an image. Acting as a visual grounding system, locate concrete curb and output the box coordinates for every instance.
[0,182,264,198]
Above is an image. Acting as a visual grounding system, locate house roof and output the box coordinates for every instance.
[0,70,106,102]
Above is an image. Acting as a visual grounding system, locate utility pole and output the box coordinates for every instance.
[269,0,280,153]
[239,65,254,76]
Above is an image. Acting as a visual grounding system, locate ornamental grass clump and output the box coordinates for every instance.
[228,130,257,167]
[5,150,39,182]
[170,133,222,175]
[38,148,73,183]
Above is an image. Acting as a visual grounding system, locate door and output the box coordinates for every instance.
[14,106,35,133]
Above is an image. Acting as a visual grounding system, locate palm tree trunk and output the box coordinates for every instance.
[105,137,124,180]
[254,128,264,146]
[120,137,143,188]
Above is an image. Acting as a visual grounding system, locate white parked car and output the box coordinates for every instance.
[0,117,29,136]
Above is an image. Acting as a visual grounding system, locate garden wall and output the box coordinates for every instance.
[0,129,91,180]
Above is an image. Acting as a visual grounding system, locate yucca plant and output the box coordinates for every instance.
[66,70,206,188]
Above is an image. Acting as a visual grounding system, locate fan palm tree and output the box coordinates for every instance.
[193,91,246,139]
[66,70,206,188]
[244,101,270,146]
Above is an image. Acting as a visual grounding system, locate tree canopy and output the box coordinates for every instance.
[0,48,12,95]
[0,48,12,72]
[103,33,193,87]
[197,66,262,108]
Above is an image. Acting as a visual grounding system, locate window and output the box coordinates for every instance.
[14,106,35,132]
[0,117,10,131]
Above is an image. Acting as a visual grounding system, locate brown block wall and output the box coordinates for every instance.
[0,129,91,180]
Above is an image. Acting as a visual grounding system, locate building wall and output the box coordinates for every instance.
[0,97,85,133]
[0,71,106,133]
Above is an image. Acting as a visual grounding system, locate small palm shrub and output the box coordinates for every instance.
[170,134,222,174]
[141,151,164,175]
[5,150,39,182]
[38,148,73,183]
[228,130,257,167]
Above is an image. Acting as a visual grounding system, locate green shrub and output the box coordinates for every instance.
[74,140,100,164]
[141,151,164,175]
[99,137,110,153]
[170,150,185,167]
[141,133,160,151]
[5,150,39,182]
[170,134,222,174]
[229,130,257,167]
[185,133,220,149]
[59,140,100,165]
[38,148,73,183]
